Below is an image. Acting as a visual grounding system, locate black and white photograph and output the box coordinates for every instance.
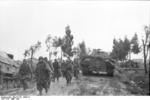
[0,0,150,97]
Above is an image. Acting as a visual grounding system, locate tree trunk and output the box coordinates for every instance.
[148,30,150,95]
[143,45,148,74]
[149,50,150,69]
[30,51,34,80]
[49,51,50,61]
[60,50,63,66]
[61,51,62,61]
[149,48,150,73]
[31,55,33,79]
[49,51,52,61]
[144,57,147,74]
[129,51,131,60]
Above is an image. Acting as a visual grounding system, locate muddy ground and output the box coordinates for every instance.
[1,75,133,96]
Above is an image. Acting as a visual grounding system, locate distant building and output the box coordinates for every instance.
[0,51,19,89]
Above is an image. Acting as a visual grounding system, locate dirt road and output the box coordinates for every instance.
[2,75,132,96]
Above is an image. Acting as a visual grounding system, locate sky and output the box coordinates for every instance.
[0,0,150,60]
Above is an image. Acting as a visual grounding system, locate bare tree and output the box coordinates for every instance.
[29,41,41,78]
[23,49,30,59]
[78,41,87,59]
[142,25,150,74]
[61,25,74,60]
[52,36,59,58]
[45,34,53,61]
[148,41,150,74]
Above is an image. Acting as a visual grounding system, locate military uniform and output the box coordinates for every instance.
[53,60,61,82]
[61,61,66,78]
[35,57,51,95]
[73,62,80,79]
[18,60,32,90]
[65,60,73,84]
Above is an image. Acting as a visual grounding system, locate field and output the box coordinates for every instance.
[114,62,149,95]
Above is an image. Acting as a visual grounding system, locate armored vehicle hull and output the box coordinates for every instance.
[80,56,115,76]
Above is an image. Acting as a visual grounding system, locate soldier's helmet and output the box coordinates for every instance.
[23,59,27,63]
[39,56,43,61]
[65,25,71,35]
[66,59,71,64]
[44,57,48,62]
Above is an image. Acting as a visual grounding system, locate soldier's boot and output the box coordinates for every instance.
[76,72,79,79]
[39,89,42,96]
[25,81,29,90]
[52,74,55,82]
[57,76,59,82]
[66,76,69,85]
[75,74,77,79]
[53,78,55,82]
[68,75,72,85]
[23,85,26,90]
[44,85,48,94]
[69,76,72,84]
[22,81,26,90]
[48,81,51,89]
[39,91,42,96]
[74,72,77,79]
[45,88,48,94]
[47,83,49,89]
[67,80,69,85]
[53,76,55,82]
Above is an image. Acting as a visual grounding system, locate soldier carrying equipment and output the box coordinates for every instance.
[64,60,73,84]
[43,57,53,88]
[35,57,51,95]
[73,61,80,79]
[53,59,61,82]
[18,59,32,90]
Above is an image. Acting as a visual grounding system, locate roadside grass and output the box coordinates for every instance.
[68,77,106,95]
[114,67,149,95]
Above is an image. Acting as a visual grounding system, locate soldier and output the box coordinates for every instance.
[73,61,80,79]
[105,59,115,76]
[49,60,55,82]
[35,57,51,95]
[61,60,66,78]
[48,60,54,74]
[44,57,53,88]
[53,59,61,82]
[44,57,54,87]
[64,59,73,84]
[44,57,53,74]
[18,59,32,90]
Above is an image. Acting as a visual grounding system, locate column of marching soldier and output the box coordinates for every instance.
[18,57,80,95]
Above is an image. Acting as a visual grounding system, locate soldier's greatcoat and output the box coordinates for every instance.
[19,63,32,79]
[18,62,32,90]
[35,60,51,93]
